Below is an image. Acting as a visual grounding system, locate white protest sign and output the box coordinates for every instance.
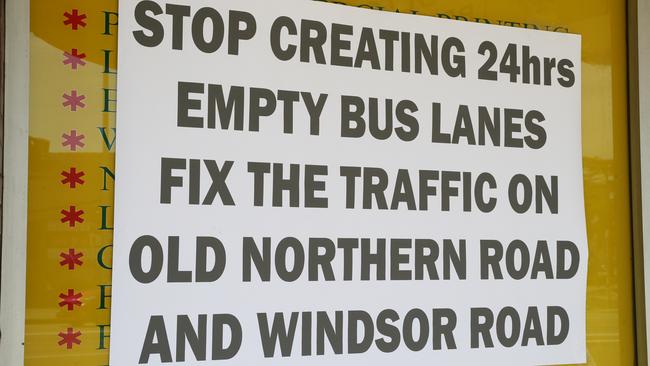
[111,0,585,365]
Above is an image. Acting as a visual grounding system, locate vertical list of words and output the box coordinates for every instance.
[25,1,117,364]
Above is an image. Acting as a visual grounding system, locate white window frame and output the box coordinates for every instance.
[0,0,29,364]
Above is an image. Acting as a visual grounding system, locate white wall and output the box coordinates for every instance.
[0,0,29,364]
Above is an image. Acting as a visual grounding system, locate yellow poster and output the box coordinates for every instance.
[26,0,117,364]
[25,0,632,365]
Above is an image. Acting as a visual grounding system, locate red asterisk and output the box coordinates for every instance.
[61,168,85,188]
[60,249,84,270]
[62,130,85,151]
[60,206,84,227]
[62,90,86,111]
[58,289,83,311]
[63,10,87,30]
[63,49,86,70]
[58,328,82,349]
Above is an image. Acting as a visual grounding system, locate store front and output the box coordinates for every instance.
[2,0,650,365]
